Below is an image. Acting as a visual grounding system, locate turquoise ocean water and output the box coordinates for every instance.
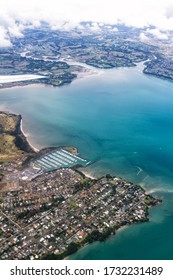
[1,63,173,259]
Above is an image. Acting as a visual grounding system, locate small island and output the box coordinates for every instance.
[0,112,161,260]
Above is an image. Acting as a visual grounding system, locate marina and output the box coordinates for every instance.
[20,148,89,181]
[34,149,88,171]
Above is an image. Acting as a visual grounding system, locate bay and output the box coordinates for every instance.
[0,63,173,259]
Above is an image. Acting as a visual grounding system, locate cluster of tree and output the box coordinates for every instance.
[74,178,93,190]
[16,203,53,220]
[52,195,65,205]
[43,242,79,260]
[0,171,4,182]
[43,227,118,260]
[17,209,38,220]
[85,228,115,243]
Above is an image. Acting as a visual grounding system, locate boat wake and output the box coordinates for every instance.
[147,188,173,194]
[136,166,143,176]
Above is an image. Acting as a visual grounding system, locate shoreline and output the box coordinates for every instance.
[80,170,97,180]
[20,118,40,153]
[0,59,169,91]
[67,225,129,260]
[116,225,128,233]
[0,66,101,91]
[74,68,102,81]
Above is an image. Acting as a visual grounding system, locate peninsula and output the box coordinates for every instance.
[0,112,161,260]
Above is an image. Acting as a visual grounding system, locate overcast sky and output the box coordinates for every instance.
[1,0,173,47]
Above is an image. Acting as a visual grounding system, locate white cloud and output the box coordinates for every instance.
[139,32,149,42]
[88,22,101,32]
[51,21,83,32]
[0,26,12,47]
[1,0,173,46]
[147,28,169,40]
[8,24,24,38]
[165,4,173,19]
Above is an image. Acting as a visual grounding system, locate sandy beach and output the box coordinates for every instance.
[81,170,97,180]
[20,118,40,153]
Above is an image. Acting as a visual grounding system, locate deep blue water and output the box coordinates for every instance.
[1,63,173,259]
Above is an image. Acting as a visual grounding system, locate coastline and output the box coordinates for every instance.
[20,118,40,153]
[74,68,102,81]
[59,59,103,80]
[1,83,45,91]
[67,225,129,260]
[80,170,97,180]
[0,59,172,91]
[116,225,128,233]
[0,66,101,91]
[0,60,148,91]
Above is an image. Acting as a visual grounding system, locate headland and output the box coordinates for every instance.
[0,112,161,260]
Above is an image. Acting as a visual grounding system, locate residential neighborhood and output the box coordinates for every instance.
[0,167,160,260]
